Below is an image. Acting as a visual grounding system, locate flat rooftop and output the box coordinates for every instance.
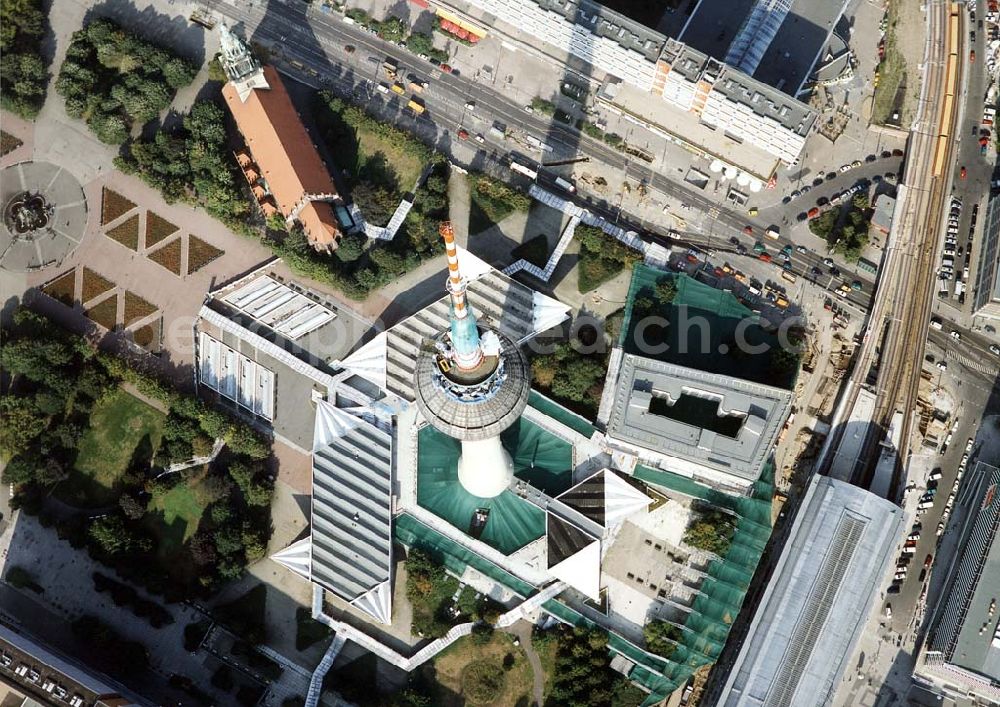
[718,476,905,707]
[751,0,850,94]
[196,270,373,450]
[681,0,848,94]
[931,462,1000,682]
[599,80,781,179]
[678,0,756,64]
[206,270,370,367]
[606,353,793,483]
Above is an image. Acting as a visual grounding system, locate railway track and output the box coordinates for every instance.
[862,0,963,487]
[817,0,961,486]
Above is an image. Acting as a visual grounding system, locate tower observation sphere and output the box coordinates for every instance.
[413,222,530,498]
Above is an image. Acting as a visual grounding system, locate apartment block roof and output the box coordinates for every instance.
[660,39,816,138]
[606,354,792,484]
[222,65,340,248]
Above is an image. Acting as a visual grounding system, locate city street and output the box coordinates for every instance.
[205,0,895,302]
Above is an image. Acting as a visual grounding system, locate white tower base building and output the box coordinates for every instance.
[457,436,515,498]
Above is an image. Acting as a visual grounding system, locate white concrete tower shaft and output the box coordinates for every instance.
[457,437,515,498]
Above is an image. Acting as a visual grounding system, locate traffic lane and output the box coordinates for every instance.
[679,240,874,311]
[768,158,905,219]
[888,400,983,635]
[255,1,884,253]
[220,0,896,286]
[928,327,1000,374]
[212,0,882,305]
[712,226,880,294]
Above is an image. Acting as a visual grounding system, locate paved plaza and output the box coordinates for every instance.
[0,161,87,272]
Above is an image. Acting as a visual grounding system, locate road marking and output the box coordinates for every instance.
[946,349,999,377]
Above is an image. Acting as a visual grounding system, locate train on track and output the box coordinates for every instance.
[932,2,963,178]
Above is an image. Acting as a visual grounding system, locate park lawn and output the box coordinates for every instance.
[578,247,627,293]
[420,632,534,707]
[148,483,204,553]
[355,123,425,190]
[872,1,906,125]
[60,388,165,507]
[467,175,530,236]
[535,635,558,703]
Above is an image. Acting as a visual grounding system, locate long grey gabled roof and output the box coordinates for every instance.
[717,476,904,707]
[310,401,392,607]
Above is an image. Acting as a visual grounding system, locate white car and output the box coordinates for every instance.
[524,105,533,113]
[990,344,1000,355]
[937,360,948,371]
[474,133,485,143]
[950,330,962,340]
[465,101,475,111]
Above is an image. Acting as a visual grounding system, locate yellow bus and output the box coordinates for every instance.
[780,270,797,284]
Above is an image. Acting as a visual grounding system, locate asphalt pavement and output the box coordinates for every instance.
[204,0,1000,389]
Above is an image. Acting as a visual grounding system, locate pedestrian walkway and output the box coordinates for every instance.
[946,348,999,377]
[503,185,648,282]
[304,634,347,707]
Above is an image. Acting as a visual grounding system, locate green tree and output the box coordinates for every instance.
[207,56,227,82]
[0,0,45,52]
[643,620,682,658]
[226,424,269,459]
[682,508,736,555]
[374,16,407,43]
[335,233,366,262]
[119,493,147,520]
[89,515,148,556]
[405,32,435,56]
[0,0,47,118]
[550,356,604,403]
[0,397,47,457]
[530,97,557,115]
[266,213,288,233]
[352,181,397,225]
[1,454,41,486]
[654,278,677,305]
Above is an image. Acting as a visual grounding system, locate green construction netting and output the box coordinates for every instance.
[542,461,777,704]
[393,513,537,597]
[502,414,575,495]
[618,265,798,390]
[528,389,597,438]
[416,418,572,555]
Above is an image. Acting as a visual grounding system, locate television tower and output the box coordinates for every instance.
[413,222,530,498]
